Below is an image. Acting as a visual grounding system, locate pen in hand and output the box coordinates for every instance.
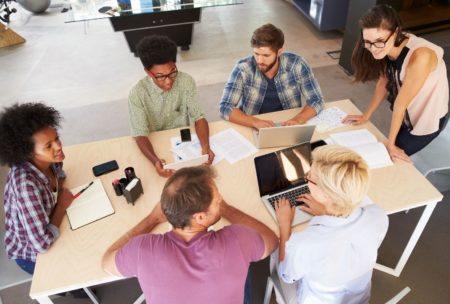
[73,181,94,199]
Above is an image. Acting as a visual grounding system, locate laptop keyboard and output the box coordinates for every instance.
[268,186,310,209]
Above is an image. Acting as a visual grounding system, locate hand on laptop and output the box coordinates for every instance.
[282,116,306,126]
[297,194,327,216]
[251,117,276,129]
[275,197,295,228]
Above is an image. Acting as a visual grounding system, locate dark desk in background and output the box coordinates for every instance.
[67,0,242,54]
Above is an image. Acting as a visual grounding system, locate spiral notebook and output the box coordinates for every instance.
[66,179,115,230]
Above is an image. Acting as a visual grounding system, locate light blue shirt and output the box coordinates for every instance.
[278,204,388,304]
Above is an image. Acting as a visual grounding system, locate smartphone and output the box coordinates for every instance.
[92,160,119,177]
[310,139,327,151]
[180,128,191,142]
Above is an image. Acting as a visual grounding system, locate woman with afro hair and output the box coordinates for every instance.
[0,102,74,275]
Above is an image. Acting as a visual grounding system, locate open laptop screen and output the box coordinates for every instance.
[254,143,312,196]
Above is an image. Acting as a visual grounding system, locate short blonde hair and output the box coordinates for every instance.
[311,145,370,217]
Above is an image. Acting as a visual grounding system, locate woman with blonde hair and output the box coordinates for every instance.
[275,145,388,303]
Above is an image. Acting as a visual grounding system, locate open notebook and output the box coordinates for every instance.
[67,179,114,230]
[329,128,393,169]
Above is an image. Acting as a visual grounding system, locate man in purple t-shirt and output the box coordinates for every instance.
[102,166,278,303]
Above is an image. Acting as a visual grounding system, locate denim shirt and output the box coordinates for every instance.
[219,52,324,119]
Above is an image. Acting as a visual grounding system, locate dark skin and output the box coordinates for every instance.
[135,118,215,178]
[135,62,215,178]
[31,127,74,227]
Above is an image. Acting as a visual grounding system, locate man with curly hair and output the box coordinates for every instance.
[129,35,215,178]
[0,102,74,275]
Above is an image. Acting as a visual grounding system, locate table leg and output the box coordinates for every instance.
[83,287,100,304]
[35,296,54,304]
[33,287,98,304]
[375,202,438,277]
[132,293,145,304]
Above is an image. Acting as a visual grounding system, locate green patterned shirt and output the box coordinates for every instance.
[128,71,205,136]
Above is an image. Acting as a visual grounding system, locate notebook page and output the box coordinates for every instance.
[349,142,393,169]
[67,179,114,230]
[329,129,378,147]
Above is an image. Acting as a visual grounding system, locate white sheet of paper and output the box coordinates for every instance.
[171,128,257,165]
[163,154,209,170]
[328,129,393,169]
[170,135,223,165]
[209,128,258,164]
[330,128,378,147]
[67,179,114,230]
[307,106,348,132]
[349,142,393,169]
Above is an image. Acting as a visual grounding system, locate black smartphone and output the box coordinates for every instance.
[98,6,112,13]
[92,160,119,177]
[180,128,191,142]
[310,139,327,151]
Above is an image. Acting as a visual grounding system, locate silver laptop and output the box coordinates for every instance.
[254,142,313,226]
[252,124,316,149]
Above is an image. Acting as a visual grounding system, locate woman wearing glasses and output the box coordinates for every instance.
[343,4,448,161]
[275,145,388,304]
[129,35,215,178]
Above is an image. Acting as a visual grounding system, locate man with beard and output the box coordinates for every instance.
[219,23,324,128]
[102,166,278,303]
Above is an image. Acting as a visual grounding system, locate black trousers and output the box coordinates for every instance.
[396,115,448,156]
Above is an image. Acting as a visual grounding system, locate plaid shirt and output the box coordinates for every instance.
[3,162,64,261]
[219,53,324,119]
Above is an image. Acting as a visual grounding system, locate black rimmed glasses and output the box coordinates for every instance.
[362,31,394,49]
[305,171,317,186]
[148,67,178,81]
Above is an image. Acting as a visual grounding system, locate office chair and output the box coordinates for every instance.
[264,274,412,304]
[133,293,145,304]
[263,273,287,304]
[385,287,411,304]
[410,119,450,186]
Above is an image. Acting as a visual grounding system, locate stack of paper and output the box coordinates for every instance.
[210,128,258,164]
[329,129,393,169]
[171,134,223,165]
[67,179,114,230]
[171,128,257,165]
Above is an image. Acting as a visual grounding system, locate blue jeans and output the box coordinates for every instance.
[15,259,35,275]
